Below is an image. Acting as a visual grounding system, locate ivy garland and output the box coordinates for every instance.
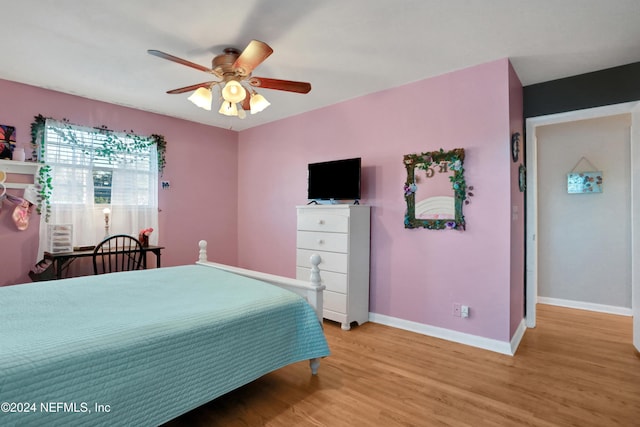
[30,115,53,221]
[403,148,467,230]
[30,114,167,222]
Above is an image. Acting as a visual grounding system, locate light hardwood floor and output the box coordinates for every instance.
[163,304,640,426]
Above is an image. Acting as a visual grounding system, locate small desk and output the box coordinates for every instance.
[44,246,164,280]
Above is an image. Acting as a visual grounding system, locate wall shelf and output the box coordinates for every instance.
[0,159,40,189]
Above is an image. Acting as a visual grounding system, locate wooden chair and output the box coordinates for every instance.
[93,234,144,275]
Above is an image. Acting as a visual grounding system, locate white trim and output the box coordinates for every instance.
[537,297,632,316]
[632,104,640,351]
[525,117,538,328]
[369,312,523,356]
[525,101,640,331]
[527,101,638,127]
[510,319,527,355]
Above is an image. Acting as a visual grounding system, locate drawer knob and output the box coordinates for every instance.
[317,239,324,245]
[318,219,324,225]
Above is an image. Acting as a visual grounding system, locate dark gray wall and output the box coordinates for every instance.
[524,62,640,119]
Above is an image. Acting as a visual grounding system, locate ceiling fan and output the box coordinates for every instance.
[148,40,311,118]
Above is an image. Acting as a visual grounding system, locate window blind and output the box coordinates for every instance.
[37,119,159,261]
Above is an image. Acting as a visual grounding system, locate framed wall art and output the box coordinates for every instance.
[0,125,16,159]
[567,157,602,194]
[567,171,603,194]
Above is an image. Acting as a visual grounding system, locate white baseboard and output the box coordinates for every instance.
[537,297,632,316]
[510,319,527,355]
[369,313,526,356]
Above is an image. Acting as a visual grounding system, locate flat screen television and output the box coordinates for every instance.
[307,157,361,200]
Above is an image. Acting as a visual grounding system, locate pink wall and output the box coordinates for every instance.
[509,62,525,336]
[0,58,526,344]
[238,59,523,342]
[0,79,239,286]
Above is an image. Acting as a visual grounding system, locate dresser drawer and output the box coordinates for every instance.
[297,212,349,233]
[297,231,348,253]
[296,249,348,274]
[297,267,347,294]
[324,290,347,313]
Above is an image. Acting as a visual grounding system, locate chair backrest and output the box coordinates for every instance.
[93,234,144,275]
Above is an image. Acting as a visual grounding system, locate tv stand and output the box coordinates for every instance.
[296,204,371,330]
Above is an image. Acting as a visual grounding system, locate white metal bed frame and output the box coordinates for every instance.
[196,239,326,373]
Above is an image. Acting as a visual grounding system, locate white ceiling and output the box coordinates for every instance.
[3,1,640,131]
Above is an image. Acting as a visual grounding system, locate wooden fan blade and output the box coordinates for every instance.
[249,77,311,94]
[241,91,251,111]
[148,49,213,73]
[166,82,217,94]
[232,40,273,76]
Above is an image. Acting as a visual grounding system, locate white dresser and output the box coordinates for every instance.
[296,204,370,330]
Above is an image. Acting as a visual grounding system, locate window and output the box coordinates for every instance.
[37,119,158,257]
[93,170,113,204]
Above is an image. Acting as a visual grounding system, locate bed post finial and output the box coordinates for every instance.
[198,240,208,262]
[309,253,322,289]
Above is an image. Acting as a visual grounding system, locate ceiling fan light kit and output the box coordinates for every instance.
[218,101,238,117]
[187,87,213,111]
[148,39,311,120]
[249,92,270,114]
[221,80,246,104]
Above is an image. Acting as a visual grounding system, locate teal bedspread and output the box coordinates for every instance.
[0,265,329,426]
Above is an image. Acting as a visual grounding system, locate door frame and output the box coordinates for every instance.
[525,101,639,349]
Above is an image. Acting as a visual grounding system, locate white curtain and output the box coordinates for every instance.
[110,143,158,244]
[37,119,158,260]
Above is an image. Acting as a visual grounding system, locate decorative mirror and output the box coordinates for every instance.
[403,148,467,230]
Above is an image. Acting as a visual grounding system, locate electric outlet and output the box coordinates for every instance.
[461,305,470,318]
[453,303,461,317]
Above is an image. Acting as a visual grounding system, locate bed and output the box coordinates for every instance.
[0,240,329,427]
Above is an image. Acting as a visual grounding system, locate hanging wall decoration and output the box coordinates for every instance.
[567,156,603,194]
[511,132,520,162]
[519,164,526,192]
[403,148,468,230]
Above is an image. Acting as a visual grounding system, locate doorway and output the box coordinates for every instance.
[525,101,640,351]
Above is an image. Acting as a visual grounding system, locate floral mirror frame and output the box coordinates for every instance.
[403,148,467,230]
